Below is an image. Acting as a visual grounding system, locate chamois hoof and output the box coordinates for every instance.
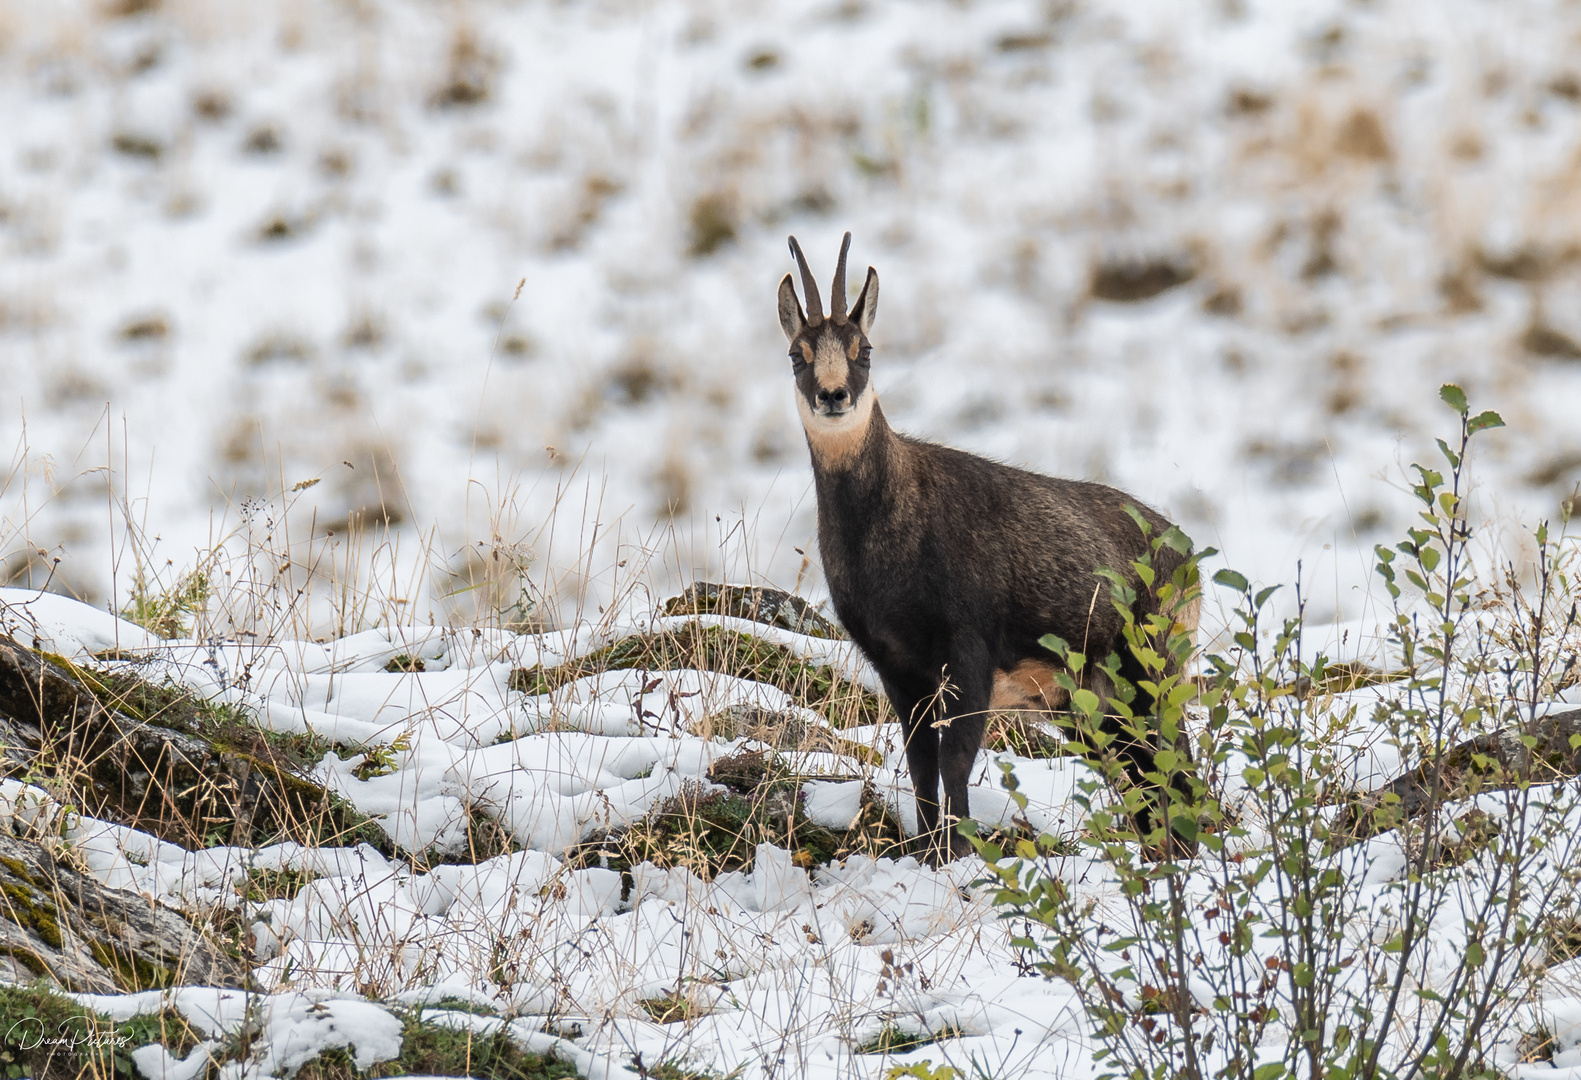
[916,828,973,867]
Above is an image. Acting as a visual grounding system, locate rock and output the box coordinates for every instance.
[0,831,245,992]
[661,583,844,640]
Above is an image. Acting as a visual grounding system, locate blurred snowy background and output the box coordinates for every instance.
[2,0,1579,630]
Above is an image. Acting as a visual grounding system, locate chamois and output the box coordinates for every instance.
[777,232,1198,861]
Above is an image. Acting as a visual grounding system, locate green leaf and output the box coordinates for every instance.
[1170,814,1200,846]
[1254,1063,1288,1080]
[1039,633,1070,658]
[1070,688,1101,717]
[1466,940,1485,967]
[1122,503,1151,535]
[1213,568,1249,592]
[1467,409,1504,435]
[1254,584,1282,609]
[1158,525,1192,554]
[1439,383,1468,415]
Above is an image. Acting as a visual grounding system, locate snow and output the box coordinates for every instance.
[2,587,1573,1077]
[3,0,1579,639]
[0,586,161,657]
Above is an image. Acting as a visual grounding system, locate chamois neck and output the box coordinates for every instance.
[804,398,897,480]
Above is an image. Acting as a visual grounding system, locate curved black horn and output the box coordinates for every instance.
[788,236,823,323]
[830,231,852,322]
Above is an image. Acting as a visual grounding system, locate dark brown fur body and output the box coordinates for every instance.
[817,407,1188,857]
[776,233,1194,860]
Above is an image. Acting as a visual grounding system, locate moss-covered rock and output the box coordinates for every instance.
[0,831,244,993]
[661,582,845,640]
[0,635,387,855]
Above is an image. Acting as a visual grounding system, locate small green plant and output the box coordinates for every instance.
[628,1054,745,1080]
[384,654,425,673]
[638,990,703,1024]
[351,733,411,781]
[236,866,318,902]
[885,1064,959,1080]
[859,1024,963,1055]
[590,770,905,877]
[108,1008,206,1076]
[195,699,331,770]
[0,981,179,1079]
[120,564,210,639]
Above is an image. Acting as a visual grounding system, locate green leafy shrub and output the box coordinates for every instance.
[968,387,1581,1080]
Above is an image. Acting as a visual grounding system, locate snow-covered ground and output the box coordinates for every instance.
[7,585,1581,1079]
[3,0,1581,631]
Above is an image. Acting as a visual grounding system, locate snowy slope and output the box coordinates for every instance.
[1,0,1579,633]
[5,585,1581,1079]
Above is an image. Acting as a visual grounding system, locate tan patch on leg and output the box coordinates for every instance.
[1168,593,1201,654]
[990,659,1069,712]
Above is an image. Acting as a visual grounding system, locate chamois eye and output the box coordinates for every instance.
[790,350,806,370]
[856,345,872,366]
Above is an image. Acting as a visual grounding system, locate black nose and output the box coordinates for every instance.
[817,387,850,408]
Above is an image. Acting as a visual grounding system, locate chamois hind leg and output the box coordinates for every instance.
[1074,665,1161,841]
[1081,651,1197,857]
[937,639,993,861]
[1114,644,1199,857]
[883,680,942,859]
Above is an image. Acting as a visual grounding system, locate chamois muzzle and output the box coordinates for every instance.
[815,386,852,416]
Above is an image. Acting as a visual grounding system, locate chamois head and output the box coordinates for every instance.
[778,232,880,463]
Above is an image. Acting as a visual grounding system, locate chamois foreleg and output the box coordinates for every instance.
[937,636,993,860]
[884,679,942,852]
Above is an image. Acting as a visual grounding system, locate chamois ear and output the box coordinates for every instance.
[849,266,879,335]
[777,273,806,342]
